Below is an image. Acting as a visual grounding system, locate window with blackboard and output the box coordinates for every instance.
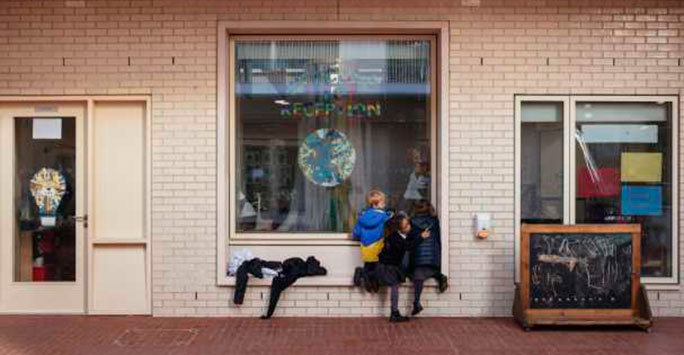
[516,96,678,284]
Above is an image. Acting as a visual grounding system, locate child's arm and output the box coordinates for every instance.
[401,232,426,251]
[352,222,361,241]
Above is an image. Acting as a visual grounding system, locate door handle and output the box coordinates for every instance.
[72,215,88,227]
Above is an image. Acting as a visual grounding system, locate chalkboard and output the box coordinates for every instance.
[529,232,633,309]
[514,224,651,331]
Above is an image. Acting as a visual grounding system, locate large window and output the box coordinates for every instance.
[229,37,436,237]
[516,96,679,284]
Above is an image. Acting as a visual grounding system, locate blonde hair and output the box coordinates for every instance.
[366,189,386,207]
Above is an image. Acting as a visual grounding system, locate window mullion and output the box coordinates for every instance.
[567,96,576,225]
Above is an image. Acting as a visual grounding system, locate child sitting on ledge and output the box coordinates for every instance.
[352,189,393,292]
[375,212,430,322]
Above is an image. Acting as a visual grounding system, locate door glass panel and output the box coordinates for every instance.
[521,102,564,223]
[14,117,76,282]
[575,101,673,278]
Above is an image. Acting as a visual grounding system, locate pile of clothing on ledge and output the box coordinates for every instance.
[228,250,327,319]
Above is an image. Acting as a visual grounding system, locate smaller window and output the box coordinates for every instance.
[516,96,678,284]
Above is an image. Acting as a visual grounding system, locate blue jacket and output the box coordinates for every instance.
[352,208,393,262]
[408,214,441,271]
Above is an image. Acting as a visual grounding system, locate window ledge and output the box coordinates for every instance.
[229,239,360,246]
[220,275,353,287]
[218,275,442,287]
[644,283,680,291]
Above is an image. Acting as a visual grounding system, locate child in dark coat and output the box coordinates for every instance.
[375,212,430,322]
[408,200,448,316]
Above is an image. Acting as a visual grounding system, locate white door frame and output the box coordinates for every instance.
[0,101,86,313]
[0,96,152,314]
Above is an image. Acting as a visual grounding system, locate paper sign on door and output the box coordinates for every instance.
[621,152,662,183]
[32,118,62,140]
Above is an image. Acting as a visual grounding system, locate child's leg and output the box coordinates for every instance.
[388,284,409,322]
[363,262,377,272]
[411,279,425,315]
[363,262,379,293]
[390,285,400,313]
[433,272,448,293]
[413,279,424,306]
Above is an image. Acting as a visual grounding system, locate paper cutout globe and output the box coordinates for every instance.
[298,129,356,187]
[30,167,67,226]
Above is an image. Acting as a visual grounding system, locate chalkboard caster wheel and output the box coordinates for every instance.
[634,321,652,333]
[635,318,653,333]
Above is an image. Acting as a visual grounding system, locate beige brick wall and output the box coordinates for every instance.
[0,0,682,317]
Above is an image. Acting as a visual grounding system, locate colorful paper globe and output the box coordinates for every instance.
[298,129,356,187]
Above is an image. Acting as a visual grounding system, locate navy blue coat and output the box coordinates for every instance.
[407,214,441,272]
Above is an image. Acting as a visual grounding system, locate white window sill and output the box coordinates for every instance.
[219,275,442,287]
[229,239,360,246]
[644,283,680,291]
[220,275,354,287]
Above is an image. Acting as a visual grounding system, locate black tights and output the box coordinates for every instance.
[390,285,399,313]
[413,273,445,306]
[413,279,425,306]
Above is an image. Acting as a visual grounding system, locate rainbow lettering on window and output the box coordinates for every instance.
[279,101,381,119]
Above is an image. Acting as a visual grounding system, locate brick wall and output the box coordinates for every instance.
[0,0,682,317]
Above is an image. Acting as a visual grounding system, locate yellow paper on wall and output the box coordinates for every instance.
[621,152,662,182]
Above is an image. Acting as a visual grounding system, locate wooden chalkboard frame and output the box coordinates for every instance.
[513,224,653,331]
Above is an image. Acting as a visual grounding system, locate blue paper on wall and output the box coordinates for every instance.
[621,185,662,216]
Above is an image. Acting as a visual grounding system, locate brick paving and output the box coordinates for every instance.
[0,316,683,355]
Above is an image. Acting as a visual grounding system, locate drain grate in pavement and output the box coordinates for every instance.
[113,328,199,347]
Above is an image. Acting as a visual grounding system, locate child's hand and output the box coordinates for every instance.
[420,230,431,238]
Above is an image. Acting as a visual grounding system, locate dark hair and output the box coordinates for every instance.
[412,199,435,216]
[384,211,410,240]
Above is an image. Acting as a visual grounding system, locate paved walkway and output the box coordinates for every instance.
[0,316,682,355]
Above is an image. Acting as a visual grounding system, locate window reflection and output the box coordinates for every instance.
[520,102,564,223]
[575,102,673,278]
[234,39,433,233]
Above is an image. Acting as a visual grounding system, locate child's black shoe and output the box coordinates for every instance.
[411,303,423,316]
[438,275,449,293]
[368,278,380,293]
[353,267,363,287]
[389,311,409,323]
